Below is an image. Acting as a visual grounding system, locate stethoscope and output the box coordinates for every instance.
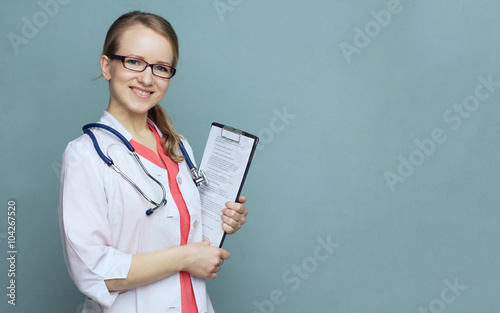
[82,123,208,216]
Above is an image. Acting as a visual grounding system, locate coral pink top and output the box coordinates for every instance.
[130,124,198,313]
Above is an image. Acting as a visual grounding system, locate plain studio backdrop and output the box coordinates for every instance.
[1,0,499,312]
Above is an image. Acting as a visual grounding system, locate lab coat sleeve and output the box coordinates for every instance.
[58,139,132,309]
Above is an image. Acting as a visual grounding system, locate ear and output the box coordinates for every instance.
[100,55,112,80]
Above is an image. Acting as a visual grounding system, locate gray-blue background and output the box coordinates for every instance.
[1,0,499,312]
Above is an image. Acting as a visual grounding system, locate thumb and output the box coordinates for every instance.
[221,249,231,260]
[238,195,247,204]
[203,239,211,246]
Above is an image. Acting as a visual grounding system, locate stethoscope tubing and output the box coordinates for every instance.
[82,123,206,216]
[83,123,167,215]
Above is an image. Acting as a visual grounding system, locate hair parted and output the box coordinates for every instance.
[103,11,184,163]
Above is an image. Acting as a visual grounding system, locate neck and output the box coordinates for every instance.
[106,105,151,138]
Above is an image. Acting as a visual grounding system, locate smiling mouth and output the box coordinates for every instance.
[130,87,153,98]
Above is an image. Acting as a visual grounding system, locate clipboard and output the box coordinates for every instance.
[198,122,259,248]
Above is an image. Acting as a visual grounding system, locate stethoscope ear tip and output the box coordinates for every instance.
[146,209,154,216]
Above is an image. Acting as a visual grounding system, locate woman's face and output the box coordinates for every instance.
[101,25,174,116]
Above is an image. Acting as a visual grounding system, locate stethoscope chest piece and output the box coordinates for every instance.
[192,168,208,187]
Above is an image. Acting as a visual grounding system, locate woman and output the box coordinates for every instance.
[58,11,248,313]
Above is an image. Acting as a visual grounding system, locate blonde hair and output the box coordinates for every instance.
[103,11,184,163]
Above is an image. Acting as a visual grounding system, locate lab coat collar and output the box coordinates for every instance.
[99,111,133,142]
[98,110,163,141]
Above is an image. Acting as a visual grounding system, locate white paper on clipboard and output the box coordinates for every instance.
[198,123,258,247]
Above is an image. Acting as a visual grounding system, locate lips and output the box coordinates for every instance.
[130,87,153,98]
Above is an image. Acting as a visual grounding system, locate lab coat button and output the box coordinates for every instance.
[193,220,198,228]
[177,177,183,184]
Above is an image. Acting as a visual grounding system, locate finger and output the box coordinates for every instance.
[238,195,246,204]
[224,202,247,214]
[203,239,211,246]
[222,220,241,234]
[222,212,243,227]
[220,249,230,260]
[207,272,217,279]
[222,222,235,234]
[223,209,246,227]
[221,210,239,226]
[222,203,248,220]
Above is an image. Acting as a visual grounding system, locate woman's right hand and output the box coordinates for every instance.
[181,240,230,279]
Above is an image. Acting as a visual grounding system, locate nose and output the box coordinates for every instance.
[137,66,155,86]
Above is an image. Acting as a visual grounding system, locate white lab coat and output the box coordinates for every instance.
[58,111,214,313]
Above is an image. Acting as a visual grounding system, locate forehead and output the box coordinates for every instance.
[116,25,174,64]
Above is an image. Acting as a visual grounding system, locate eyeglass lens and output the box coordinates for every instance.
[122,57,175,79]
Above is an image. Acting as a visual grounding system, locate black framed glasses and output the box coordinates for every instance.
[108,54,176,79]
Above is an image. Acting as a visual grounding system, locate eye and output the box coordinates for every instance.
[154,65,171,73]
[125,59,140,66]
[122,57,146,70]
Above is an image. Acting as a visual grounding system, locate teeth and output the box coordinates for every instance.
[132,88,151,96]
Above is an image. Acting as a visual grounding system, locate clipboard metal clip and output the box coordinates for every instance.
[221,126,242,143]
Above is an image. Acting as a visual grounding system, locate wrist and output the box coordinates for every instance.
[174,245,190,272]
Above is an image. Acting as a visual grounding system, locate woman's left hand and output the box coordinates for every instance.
[221,195,248,234]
